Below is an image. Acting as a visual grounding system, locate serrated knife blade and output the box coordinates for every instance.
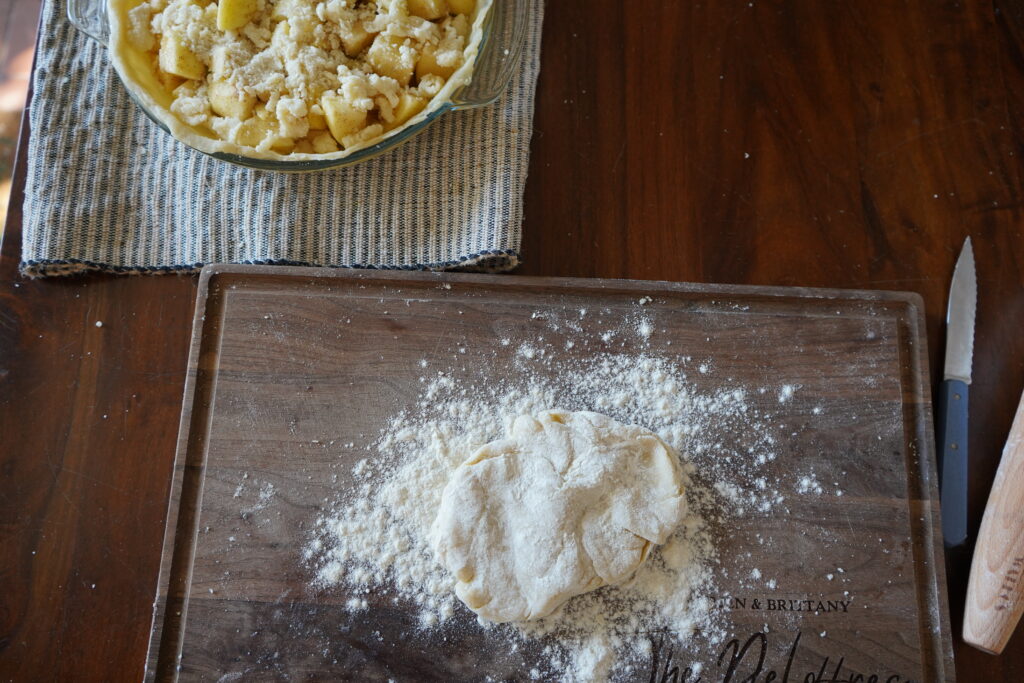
[937,236,976,548]
[944,237,977,384]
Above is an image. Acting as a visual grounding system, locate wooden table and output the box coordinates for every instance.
[2,1,1023,680]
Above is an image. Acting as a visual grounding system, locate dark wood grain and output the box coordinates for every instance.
[1,0,1023,680]
[148,267,950,681]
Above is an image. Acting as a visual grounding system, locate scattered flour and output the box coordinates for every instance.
[519,344,539,360]
[242,482,277,515]
[307,325,793,680]
[796,473,824,495]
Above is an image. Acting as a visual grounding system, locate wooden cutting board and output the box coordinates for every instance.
[146,265,954,681]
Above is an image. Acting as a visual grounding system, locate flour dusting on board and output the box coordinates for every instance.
[306,303,800,681]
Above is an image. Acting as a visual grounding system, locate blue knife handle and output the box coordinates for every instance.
[937,379,969,548]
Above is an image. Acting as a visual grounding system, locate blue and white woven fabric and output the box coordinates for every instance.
[21,0,543,277]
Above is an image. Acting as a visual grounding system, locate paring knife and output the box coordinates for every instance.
[963,387,1024,654]
[936,237,976,549]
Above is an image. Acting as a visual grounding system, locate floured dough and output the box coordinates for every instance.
[430,409,687,623]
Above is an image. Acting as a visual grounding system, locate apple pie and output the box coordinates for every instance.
[108,0,489,158]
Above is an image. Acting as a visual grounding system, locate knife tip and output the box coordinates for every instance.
[958,236,975,267]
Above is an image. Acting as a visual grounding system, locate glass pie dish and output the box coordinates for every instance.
[67,0,528,171]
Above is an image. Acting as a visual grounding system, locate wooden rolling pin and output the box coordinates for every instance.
[964,387,1024,654]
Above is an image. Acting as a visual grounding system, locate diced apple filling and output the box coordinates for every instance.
[321,94,368,147]
[416,44,457,81]
[408,0,448,21]
[340,21,376,58]
[384,93,427,131]
[366,34,417,87]
[135,0,478,154]
[209,80,255,119]
[159,32,206,81]
[217,0,259,31]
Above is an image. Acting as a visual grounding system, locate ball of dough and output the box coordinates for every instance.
[429,409,687,623]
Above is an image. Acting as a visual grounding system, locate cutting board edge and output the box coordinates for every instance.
[195,263,930,309]
[145,267,227,683]
[901,288,957,681]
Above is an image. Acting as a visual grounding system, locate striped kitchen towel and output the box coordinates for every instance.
[20,0,543,277]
